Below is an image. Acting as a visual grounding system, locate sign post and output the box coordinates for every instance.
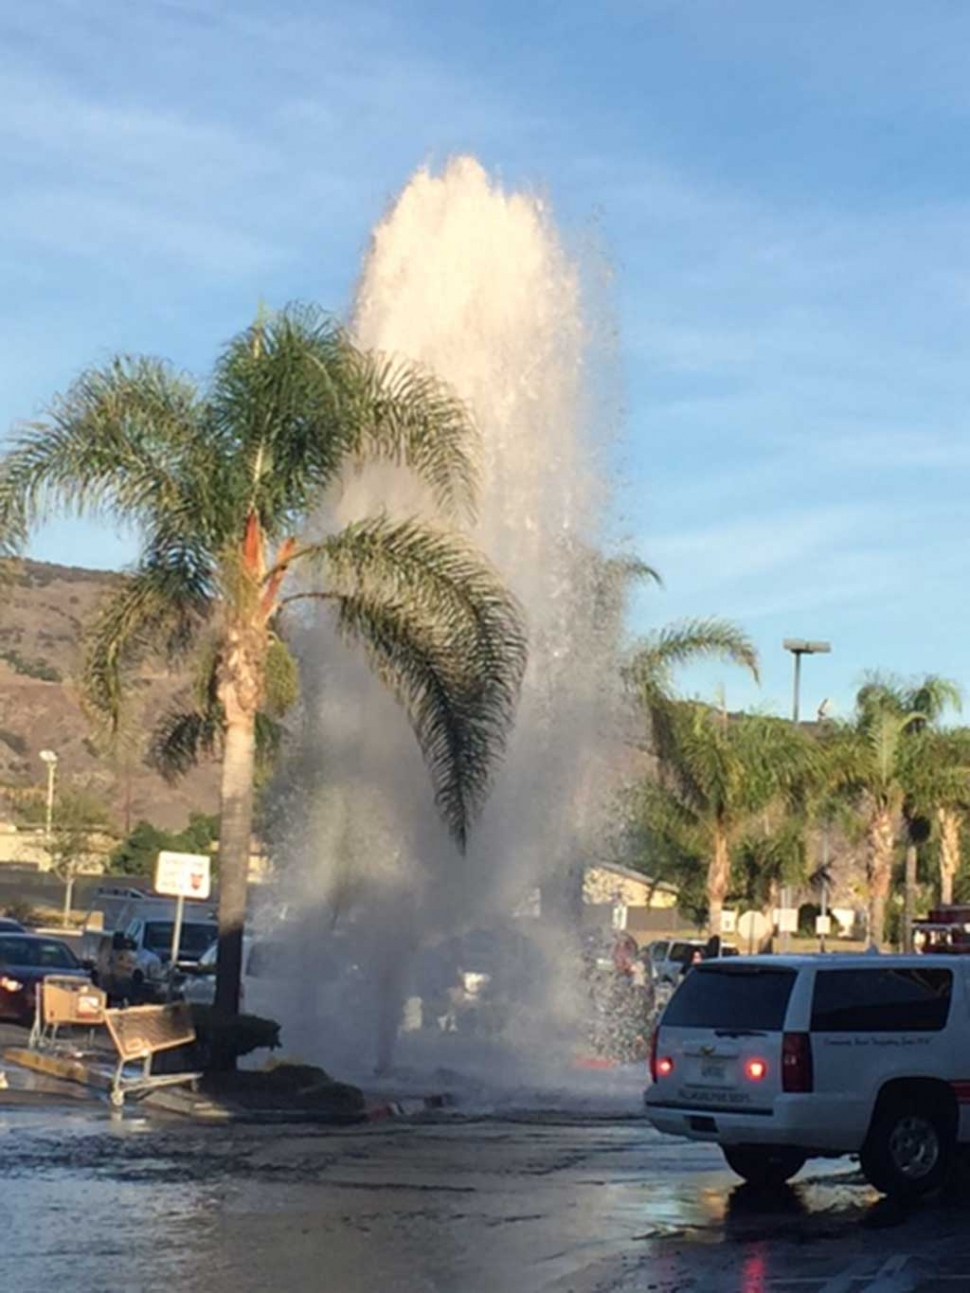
[738,910,770,955]
[154,851,212,973]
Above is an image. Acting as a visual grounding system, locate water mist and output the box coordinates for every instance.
[260,158,630,1088]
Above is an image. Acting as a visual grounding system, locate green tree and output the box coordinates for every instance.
[0,305,526,1016]
[632,706,818,936]
[905,728,970,905]
[46,790,114,925]
[825,674,961,948]
[108,813,220,877]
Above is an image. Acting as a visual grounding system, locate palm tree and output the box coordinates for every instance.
[907,727,970,905]
[0,305,527,1015]
[636,705,819,936]
[826,674,961,948]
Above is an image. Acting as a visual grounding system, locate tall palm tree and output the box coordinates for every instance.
[826,674,961,947]
[0,305,527,1014]
[907,727,970,905]
[637,705,819,936]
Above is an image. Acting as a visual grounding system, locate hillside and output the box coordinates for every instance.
[0,559,220,832]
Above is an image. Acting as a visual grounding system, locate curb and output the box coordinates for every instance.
[4,1048,453,1125]
[4,1046,114,1095]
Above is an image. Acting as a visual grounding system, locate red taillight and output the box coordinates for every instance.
[649,1029,673,1081]
[744,1057,767,1082]
[781,1032,813,1093]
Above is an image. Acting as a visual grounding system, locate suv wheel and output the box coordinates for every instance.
[722,1145,807,1187]
[860,1097,953,1198]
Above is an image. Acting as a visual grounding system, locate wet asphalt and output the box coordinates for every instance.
[3,1025,970,1292]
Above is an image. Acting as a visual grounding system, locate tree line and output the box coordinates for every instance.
[621,637,969,949]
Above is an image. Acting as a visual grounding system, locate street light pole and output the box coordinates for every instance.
[38,749,58,850]
[783,640,831,725]
[781,641,831,950]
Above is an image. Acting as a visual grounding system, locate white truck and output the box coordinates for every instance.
[645,953,970,1197]
[93,899,217,1001]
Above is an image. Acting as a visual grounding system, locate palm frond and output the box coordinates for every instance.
[263,637,300,717]
[335,348,479,521]
[84,553,214,731]
[0,357,205,551]
[628,618,760,693]
[290,516,527,694]
[907,675,963,723]
[149,708,221,782]
[330,591,511,849]
[210,305,478,530]
[286,516,527,847]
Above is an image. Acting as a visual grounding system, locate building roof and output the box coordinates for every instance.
[586,859,677,895]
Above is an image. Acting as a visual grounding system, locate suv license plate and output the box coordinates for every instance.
[700,1061,726,1082]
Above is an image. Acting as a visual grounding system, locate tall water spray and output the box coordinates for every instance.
[264,158,628,1077]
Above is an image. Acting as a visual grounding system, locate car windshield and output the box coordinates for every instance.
[663,964,797,1031]
[144,922,217,955]
[0,936,78,970]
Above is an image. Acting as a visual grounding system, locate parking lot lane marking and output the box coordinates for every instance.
[862,1254,914,1293]
[816,1259,879,1293]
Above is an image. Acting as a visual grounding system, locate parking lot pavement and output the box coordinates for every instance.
[5,1102,970,1291]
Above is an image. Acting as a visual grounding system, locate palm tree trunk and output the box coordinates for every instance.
[214,705,257,1019]
[707,828,730,939]
[939,808,961,906]
[867,809,895,949]
[903,844,917,953]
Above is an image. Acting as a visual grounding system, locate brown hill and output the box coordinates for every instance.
[0,559,220,832]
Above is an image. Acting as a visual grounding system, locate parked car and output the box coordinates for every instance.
[180,937,291,1016]
[0,933,90,1025]
[645,938,741,984]
[94,911,218,1002]
[645,953,970,1198]
[0,918,25,934]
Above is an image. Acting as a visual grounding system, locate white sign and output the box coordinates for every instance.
[738,910,770,945]
[155,851,212,900]
[815,915,832,936]
[775,908,799,934]
[611,902,628,931]
[720,909,738,934]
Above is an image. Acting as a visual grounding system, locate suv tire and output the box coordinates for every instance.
[860,1096,954,1198]
[722,1145,807,1187]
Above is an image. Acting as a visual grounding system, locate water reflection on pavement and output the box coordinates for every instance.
[2,1104,970,1292]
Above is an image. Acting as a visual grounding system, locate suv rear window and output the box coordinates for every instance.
[663,965,797,1030]
[811,968,952,1032]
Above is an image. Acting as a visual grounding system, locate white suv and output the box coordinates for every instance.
[644,953,969,1197]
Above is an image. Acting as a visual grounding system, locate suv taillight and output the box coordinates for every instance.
[649,1028,658,1082]
[781,1032,813,1093]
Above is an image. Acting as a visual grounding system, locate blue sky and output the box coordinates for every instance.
[4,0,970,720]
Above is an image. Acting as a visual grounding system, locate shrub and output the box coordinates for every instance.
[0,650,62,682]
[189,1005,281,1071]
[0,728,28,757]
[2,899,38,926]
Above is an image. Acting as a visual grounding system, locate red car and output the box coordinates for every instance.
[0,933,90,1025]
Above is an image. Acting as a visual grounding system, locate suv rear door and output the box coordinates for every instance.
[654,962,798,1113]
[809,964,955,1137]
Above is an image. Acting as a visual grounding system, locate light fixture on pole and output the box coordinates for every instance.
[38,749,58,849]
[780,641,831,950]
[783,640,831,724]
